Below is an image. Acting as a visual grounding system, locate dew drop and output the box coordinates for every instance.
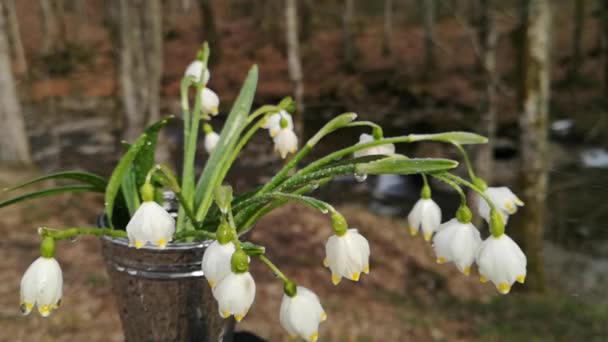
[320,208,329,215]
[310,181,319,190]
[127,269,138,276]
[146,141,152,146]
[37,227,43,235]
[354,172,368,182]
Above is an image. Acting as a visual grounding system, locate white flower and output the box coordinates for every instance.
[263,111,294,137]
[274,128,298,159]
[280,286,326,342]
[201,241,235,288]
[324,229,370,285]
[20,257,63,317]
[126,201,176,249]
[432,218,482,275]
[407,198,442,241]
[201,88,220,115]
[184,60,210,84]
[204,131,220,153]
[478,187,524,225]
[353,133,395,158]
[476,234,527,294]
[213,271,256,322]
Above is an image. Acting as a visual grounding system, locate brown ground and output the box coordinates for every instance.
[0,167,497,342]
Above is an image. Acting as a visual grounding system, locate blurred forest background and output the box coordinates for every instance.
[0,0,607,341]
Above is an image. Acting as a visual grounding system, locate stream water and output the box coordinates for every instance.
[22,96,608,304]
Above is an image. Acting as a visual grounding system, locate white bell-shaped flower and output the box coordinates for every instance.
[126,201,176,249]
[274,128,298,159]
[476,233,527,294]
[213,271,256,322]
[407,198,442,241]
[20,257,63,317]
[478,187,524,225]
[202,241,235,288]
[184,60,211,84]
[264,111,294,137]
[324,229,370,285]
[280,286,326,342]
[201,87,220,115]
[353,133,395,158]
[204,131,220,154]
[433,218,482,275]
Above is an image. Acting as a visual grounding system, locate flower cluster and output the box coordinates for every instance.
[407,180,527,294]
[263,110,298,159]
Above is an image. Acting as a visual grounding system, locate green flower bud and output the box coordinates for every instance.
[40,237,56,258]
[280,116,289,129]
[283,280,297,297]
[203,123,214,134]
[372,127,383,140]
[231,250,249,274]
[140,182,155,202]
[421,183,431,200]
[489,209,505,237]
[331,211,348,236]
[473,177,488,191]
[216,219,234,245]
[456,205,472,223]
[279,96,296,115]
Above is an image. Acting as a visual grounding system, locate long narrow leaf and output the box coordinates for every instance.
[4,171,107,192]
[132,115,174,189]
[120,169,140,216]
[0,185,98,208]
[356,157,459,175]
[194,65,258,221]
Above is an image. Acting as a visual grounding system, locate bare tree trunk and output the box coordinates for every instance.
[0,0,30,165]
[39,0,65,55]
[117,0,163,144]
[382,0,393,56]
[343,0,355,71]
[514,0,551,292]
[602,0,608,98]
[285,0,304,139]
[421,0,436,75]
[198,0,220,64]
[568,0,584,80]
[472,0,497,226]
[2,0,26,75]
[299,0,313,42]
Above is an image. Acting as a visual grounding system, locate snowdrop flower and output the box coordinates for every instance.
[476,233,527,294]
[433,218,482,275]
[204,131,220,153]
[201,87,220,115]
[202,240,235,288]
[324,228,370,285]
[280,286,326,342]
[478,186,524,225]
[263,110,293,137]
[126,199,176,249]
[353,133,395,158]
[184,60,210,84]
[408,197,442,241]
[212,250,256,322]
[20,256,63,317]
[274,127,298,159]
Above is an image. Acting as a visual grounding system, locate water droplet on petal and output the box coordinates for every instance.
[354,172,368,182]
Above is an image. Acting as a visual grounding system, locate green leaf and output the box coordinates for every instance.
[120,169,140,216]
[4,171,107,192]
[409,132,488,145]
[356,156,459,175]
[194,65,258,221]
[241,242,266,256]
[0,185,98,208]
[132,115,174,189]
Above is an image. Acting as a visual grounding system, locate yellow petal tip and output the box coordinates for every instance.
[331,274,341,285]
[436,257,446,264]
[498,283,511,294]
[463,267,471,276]
[409,228,418,236]
[480,275,488,283]
[220,310,231,318]
[423,233,432,241]
[157,239,167,248]
[321,311,327,321]
[309,332,319,342]
[363,265,370,274]
[322,258,329,267]
[517,275,526,284]
[134,240,143,249]
[351,272,360,281]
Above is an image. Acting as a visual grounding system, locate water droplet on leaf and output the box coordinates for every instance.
[354,172,368,182]
[310,181,319,190]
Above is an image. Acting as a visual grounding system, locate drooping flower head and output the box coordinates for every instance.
[203,123,220,154]
[478,186,524,225]
[353,133,395,158]
[202,219,236,288]
[20,237,63,317]
[476,233,527,294]
[408,197,442,241]
[263,110,294,137]
[324,212,370,285]
[184,60,210,84]
[126,183,176,249]
[273,115,298,159]
[280,285,326,342]
[200,87,220,116]
[433,217,481,275]
[212,250,256,322]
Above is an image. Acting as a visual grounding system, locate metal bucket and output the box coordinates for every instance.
[98,193,235,342]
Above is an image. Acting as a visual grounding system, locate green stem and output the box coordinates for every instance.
[431,173,466,204]
[257,254,290,284]
[258,144,312,194]
[39,227,127,240]
[175,191,203,229]
[452,143,477,181]
[173,229,217,241]
[247,105,280,124]
[441,173,496,212]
